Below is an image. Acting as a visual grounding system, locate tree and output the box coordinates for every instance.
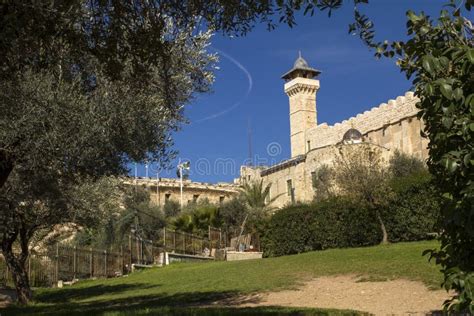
[0,21,215,306]
[0,176,121,302]
[238,180,279,241]
[163,200,182,218]
[171,199,220,234]
[388,150,426,178]
[0,0,375,304]
[370,3,473,311]
[332,144,393,244]
[311,164,334,201]
[218,198,249,238]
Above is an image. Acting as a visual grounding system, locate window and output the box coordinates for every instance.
[307,140,311,152]
[165,193,171,202]
[265,186,271,205]
[219,196,225,204]
[193,194,199,203]
[287,179,295,204]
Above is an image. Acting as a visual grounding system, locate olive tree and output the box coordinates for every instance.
[0,17,215,305]
[332,144,393,244]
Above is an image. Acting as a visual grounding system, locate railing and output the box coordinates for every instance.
[0,226,225,288]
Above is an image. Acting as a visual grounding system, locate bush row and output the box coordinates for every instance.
[261,173,440,257]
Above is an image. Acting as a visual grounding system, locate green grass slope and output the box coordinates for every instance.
[6,240,442,315]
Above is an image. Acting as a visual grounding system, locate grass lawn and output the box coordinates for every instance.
[5,240,442,315]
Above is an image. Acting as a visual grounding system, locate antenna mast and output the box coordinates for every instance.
[247,118,253,166]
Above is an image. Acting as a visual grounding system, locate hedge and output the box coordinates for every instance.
[261,198,380,257]
[260,175,441,257]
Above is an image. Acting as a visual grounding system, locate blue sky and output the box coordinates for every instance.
[136,0,445,183]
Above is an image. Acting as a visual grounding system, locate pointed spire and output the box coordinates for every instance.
[281,50,321,80]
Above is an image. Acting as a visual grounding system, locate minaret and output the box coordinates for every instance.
[282,52,321,157]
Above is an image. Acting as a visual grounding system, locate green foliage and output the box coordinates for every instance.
[376,3,474,311]
[0,2,216,303]
[261,198,380,257]
[7,240,442,315]
[388,150,426,178]
[311,164,334,201]
[263,149,441,257]
[171,200,220,235]
[240,180,278,222]
[73,186,166,249]
[332,144,392,243]
[217,198,249,238]
[163,200,181,218]
[386,172,441,242]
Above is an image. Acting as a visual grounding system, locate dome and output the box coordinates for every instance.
[294,56,309,68]
[342,128,363,143]
[281,51,321,80]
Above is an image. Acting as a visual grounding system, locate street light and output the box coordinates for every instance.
[177,160,190,210]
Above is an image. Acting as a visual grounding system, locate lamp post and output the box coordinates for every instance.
[177,160,190,211]
[156,169,160,206]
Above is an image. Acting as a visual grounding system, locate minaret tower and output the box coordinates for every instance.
[282,52,321,157]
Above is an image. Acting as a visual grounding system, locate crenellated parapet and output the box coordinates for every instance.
[307,92,420,149]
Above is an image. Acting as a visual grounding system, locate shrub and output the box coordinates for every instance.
[163,200,181,218]
[218,198,248,237]
[261,198,380,257]
[312,198,380,250]
[261,204,317,257]
[171,200,220,235]
[385,171,441,242]
[388,150,426,178]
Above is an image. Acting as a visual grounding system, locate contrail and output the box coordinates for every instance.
[194,47,253,123]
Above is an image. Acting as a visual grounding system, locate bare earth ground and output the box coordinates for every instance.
[229,275,451,315]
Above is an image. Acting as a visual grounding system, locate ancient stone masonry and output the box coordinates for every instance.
[307,92,419,150]
[128,53,428,210]
[238,53,429,208]
[128,177,239,207]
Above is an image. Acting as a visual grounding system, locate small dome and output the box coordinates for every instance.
[342,128,363,143]
[294,56,309,69]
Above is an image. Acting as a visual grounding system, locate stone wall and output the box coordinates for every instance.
[130,178,239,207]
[243,143,392,208]
[306,92,428,159]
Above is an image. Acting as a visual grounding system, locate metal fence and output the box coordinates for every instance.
[0,226,224,288]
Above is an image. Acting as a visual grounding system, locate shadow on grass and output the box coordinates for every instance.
[4,288,364,315]
[6,290,251,314]
[33,283,157,303]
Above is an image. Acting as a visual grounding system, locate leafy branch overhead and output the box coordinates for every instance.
[367,1,473,311]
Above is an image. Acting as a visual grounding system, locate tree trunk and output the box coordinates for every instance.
[1,227,32,305]
[2,241,31,304]
[236,214,249,250]
[3,250,32,304]
[375,209,389,244]
[0,150,14,189]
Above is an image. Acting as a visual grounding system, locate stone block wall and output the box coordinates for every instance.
[305,92,427,159]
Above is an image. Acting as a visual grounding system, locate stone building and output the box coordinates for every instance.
[238,54,428,208]
[130,177,239,208]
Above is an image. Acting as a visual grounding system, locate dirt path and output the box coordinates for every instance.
[238,275,451,315]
